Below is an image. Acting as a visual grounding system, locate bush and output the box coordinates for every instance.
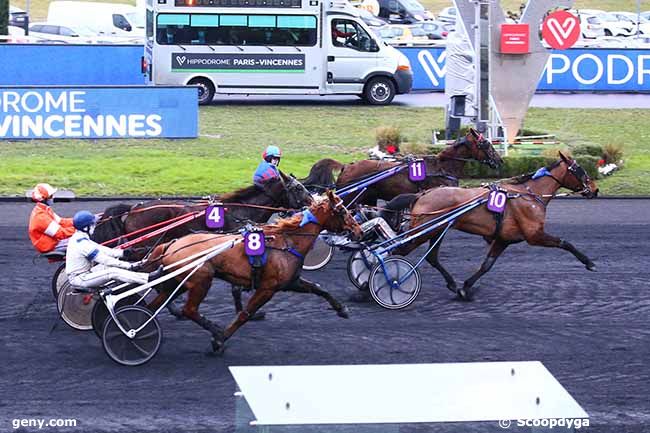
[463,155,599,180]
[572,144,603,158]
[375,126,402,151]
[602,143,624,164]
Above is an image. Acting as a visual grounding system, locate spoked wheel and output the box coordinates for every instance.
[57,281,96,331]
[91,293,144,339]
[51,264,67,300]
[369,258,421,310]
[102,305,162,367]
[347,249,378,290]
[303,236,334,271]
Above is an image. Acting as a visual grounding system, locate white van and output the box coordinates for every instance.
[48,1,145,38]
[144,0,412,105]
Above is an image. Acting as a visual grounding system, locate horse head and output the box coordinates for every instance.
[312,190,363,240]
[465,128,503,169]
[279,171,314,209]
[558,152,599,198]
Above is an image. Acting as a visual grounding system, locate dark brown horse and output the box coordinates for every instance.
[301,128,503,206]
[384,153,598,301]
[144,191,363,352]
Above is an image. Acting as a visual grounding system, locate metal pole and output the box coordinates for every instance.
[26,0,30,35]
[637,0,641,37]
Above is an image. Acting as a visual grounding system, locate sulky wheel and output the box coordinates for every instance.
[57,281,96,331]
[303,235,334,271]
[102,305,162,367]
[91,293,144,339]
[51,264,67,300]
[369,257,421,310]
[347,249,378,290]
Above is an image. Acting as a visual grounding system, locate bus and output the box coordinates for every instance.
[143,0,412,104]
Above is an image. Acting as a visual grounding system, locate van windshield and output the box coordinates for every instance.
[126,12,145,29]
[400,0,425,13]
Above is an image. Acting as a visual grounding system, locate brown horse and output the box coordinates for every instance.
[385,152,599,301]
[301,128,503,206]
[144,191,363,352]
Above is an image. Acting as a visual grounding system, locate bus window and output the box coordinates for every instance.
[156,13,316,46]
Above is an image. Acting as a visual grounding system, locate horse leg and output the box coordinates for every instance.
[223,289,275,343]
[526,231,596,271]
[181,280,225,352]
[231,285,266,321]
[458,240,509,301]
[286,277,350,318]
[424,236,457,292]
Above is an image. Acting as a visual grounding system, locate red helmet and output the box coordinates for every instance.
[262,145,282,161]
[31,183,57,202]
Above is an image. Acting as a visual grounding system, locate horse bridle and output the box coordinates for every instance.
[540,160,592,194]
[443,135,499,167]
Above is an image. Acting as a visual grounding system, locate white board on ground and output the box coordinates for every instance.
[229,361,588,425]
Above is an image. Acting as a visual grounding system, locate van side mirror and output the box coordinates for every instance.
[369,39,379,51]
[125,24,132,32]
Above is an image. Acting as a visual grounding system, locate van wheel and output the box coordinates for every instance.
[363,77,396,105]
[189,78,215,105]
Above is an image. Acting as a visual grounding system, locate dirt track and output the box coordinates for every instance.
[1,199,649,433]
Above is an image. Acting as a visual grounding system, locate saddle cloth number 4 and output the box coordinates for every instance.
[206,205,225,229]
[487,190,507,213]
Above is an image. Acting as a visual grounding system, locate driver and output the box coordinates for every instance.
[332,23,354,46]
[28,183,75,254]
[66,210,163,289]
[253,145,282,188]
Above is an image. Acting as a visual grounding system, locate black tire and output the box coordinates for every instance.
[363,77,396,105]
[57,281,96,331]
[189,78,215,105]
[302,236,334,271]
[369,257,421,310]
[51,263,66,300]
[102,305,162,367]
[604,29,612,36]
[346,249,377,290]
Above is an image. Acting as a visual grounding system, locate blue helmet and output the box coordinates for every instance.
[263,145,282,161]
[73,211,97,231]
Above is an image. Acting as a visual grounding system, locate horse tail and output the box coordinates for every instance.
[301,158,344,193]
[380,193,419,231]
[92,203,132,243]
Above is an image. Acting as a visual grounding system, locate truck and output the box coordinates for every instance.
[143,0,412,105]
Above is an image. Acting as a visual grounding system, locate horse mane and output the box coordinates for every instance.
[506,160,562,185]
[301,159,340,192]
[265,200,329,234]
[218,177,280,202]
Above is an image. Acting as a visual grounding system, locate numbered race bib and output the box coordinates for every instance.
[205,205,224,229]
[245,231,265,256]
[487,190,507,213]
[408,160,426,182]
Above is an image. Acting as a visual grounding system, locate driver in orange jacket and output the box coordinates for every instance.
[28,183,76,253]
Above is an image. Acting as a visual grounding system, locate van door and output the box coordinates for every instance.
[326,18,378,94]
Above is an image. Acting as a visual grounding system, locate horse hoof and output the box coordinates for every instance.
[211,337,225,355]
[457,288,473,302]
[586,262,597,272]
[348,291,371,303]
[250,311,266,321]
[337,305,350,319]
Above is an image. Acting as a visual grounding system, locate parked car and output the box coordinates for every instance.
[377,0,434,24]
[48,1,144,38]
[28,22,104,43]
[579,9,634,37]
[574,12,606,39]
[377,24,431,45]
[9,5,28,28]
[357,7,387,28]
[438,6,456,23]
[611,12,650,35]
[418,21,448,39]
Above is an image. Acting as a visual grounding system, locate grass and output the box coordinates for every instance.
[14,0,649,22]
[0,106,648,196]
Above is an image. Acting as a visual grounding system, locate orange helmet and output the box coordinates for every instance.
[31,183,57,202]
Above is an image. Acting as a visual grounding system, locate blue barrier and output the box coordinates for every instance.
[0,44,144,86]
[400,47,650,92]
[0,86,198,139]
[0,44,648,92]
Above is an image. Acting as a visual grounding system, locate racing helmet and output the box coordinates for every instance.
[31,183,57,202]
[73,211,98,232]
[263,145,282,162]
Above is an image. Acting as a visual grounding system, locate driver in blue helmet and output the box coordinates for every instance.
[253,145,282,188]
[65,210,163,289]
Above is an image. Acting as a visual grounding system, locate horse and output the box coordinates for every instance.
[382,152,599,301]
[92,172,313,319]
[301,128,503,206]
[144,190,363,353]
